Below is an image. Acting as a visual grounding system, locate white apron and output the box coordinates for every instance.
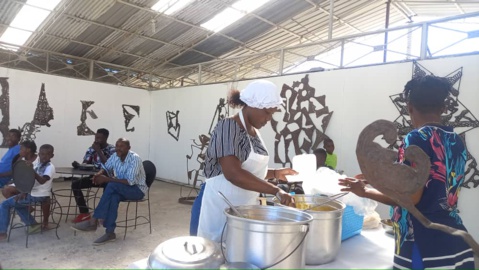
[197,110,269,242]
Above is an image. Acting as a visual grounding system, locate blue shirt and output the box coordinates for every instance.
[102,151,147,194]
[0,144,20,186]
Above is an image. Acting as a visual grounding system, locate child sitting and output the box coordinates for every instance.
[323,138,337,169]
[313,148,334,170]
[0,144,55,240]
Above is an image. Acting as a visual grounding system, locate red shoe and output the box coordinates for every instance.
[72,213,91,223]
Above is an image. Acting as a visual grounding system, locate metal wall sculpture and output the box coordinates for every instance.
[0,78,10,147]
[166,110,180,141]
[77,100,97,136]
[19,83,55,142]
[181,98,229,204]
[122,104,140,132]
[271,74,333,167]
[390,61,479,188]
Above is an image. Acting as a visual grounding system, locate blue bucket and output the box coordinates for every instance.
[341,205,364,241]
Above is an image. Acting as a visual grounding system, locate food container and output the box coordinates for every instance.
[381,219,394,235]
[147,236,224,269]
[293,195,346,265]
[224,205,312,269]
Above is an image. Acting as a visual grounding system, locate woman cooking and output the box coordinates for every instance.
[197,79,297,242]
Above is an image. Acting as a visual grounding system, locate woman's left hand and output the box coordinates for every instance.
[274,168,298,181]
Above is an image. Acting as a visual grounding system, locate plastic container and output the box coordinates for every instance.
[341,205,364,241]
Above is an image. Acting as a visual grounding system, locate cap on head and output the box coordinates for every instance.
[239,80,282,109]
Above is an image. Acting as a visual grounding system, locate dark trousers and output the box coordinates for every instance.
[189,183,205,236]
[71,177,106,214]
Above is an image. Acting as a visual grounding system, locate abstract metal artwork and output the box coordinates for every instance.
[77,100,97,136]
[389,61,479,188]
[0,78,10,147]
[122,104,140,132]
[166,110,180,141]
[180,98,229,204]
[271,74,333,167]
[19,83,54,142]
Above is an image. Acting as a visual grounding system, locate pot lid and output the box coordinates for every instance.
[160,236,217,264]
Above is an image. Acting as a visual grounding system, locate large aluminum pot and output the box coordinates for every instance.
[296,195,346,265]
[224,205,313,269]
[148,236,224,269]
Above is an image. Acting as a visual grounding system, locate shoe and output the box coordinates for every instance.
[72,213,91,223]
[71,220,97,232]
[93,233,116,246]
[27,224,42,235]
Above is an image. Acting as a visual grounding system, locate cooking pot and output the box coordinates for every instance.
[224,205,313,269]
[147,236,224,269]
[273,195,346,265]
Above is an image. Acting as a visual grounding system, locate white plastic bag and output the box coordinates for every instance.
[302,167,377,216]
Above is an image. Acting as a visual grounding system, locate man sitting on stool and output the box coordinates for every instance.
[71,128,115,223]
[71,138,147,245]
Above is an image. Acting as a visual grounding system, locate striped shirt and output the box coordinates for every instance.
[102,151,147,195]
[203,118,267,178]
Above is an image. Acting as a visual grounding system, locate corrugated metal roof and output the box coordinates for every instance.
[0,0,477,89]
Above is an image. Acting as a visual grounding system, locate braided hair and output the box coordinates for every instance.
[403,75,451,114]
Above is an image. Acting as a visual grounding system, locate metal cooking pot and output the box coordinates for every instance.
[148,236,224,269]
[295,195,346,265]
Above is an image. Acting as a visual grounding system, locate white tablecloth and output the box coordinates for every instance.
[128,228,395,269]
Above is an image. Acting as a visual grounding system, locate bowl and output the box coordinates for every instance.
[381,219,394,235]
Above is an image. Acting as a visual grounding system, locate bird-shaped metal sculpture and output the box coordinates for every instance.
[356,119,479,256]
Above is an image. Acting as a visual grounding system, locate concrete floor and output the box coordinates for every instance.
[0,180,193,269]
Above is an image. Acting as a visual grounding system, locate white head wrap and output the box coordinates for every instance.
[239,80,283,109]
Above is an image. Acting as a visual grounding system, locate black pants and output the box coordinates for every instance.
[71,177,106,214]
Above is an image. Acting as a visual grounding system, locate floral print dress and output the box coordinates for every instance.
[391,124,475,269]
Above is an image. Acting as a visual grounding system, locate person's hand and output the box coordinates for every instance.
[15,193,27,202]
[92,142,101,152]
[276,189,296,207]
[274,168,298,181]
[93,175,109,185]
[338,177,368,197]
[72,161,80,169]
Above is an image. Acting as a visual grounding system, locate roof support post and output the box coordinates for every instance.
[420,23,429,60]
[279,49,285,75]
[383,0,391,63]
[328,0,334,39]
[89,60,94,80]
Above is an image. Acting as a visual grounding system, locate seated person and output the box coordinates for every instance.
[2,140,40,199]
[323,138,337,170]
[0,129,21,188]
[0,144,55,240]
[313,148,334,170]
[71,138,147,245]
[71,128,116,223]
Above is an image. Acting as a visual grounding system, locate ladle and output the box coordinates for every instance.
[218,191,246,218]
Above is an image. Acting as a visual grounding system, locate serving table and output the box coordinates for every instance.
[127,227,395,269]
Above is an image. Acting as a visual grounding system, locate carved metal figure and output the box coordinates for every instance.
[122,104,140,132]
[271,74,333,166]
[166,110,180,140]
[19,83,54,142]
[77,101,97,136]
[356,119,479,256]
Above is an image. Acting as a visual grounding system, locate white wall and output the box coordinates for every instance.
[149,54,479,240]
[0,67,151,167]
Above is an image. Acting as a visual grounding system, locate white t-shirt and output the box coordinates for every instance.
[31,162,55,197]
